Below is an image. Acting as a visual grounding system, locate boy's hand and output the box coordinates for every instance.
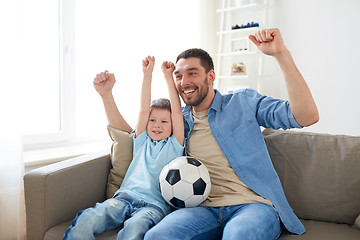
[161,61,175,79]
[93,70,116,97]
[142,56,155,75]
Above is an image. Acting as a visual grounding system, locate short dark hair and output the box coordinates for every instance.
[176,48,214,73]
[150,98,171,112]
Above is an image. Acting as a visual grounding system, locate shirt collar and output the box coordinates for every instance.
[209,89,222,112]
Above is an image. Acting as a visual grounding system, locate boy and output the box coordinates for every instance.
[63,56,184,240]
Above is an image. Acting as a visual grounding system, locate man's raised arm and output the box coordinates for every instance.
[249,28,319,127]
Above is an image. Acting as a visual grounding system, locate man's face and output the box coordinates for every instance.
[174,57,213,110]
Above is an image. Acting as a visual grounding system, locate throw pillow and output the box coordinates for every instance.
[106,125,134,198]
[354,215,360,229]
[263,129,360,225]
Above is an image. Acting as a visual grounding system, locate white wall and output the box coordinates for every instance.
[259,0,360,136]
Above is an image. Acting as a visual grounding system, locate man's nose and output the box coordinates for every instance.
[180,75,190,86]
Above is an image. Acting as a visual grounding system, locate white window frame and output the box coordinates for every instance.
[22,0,76,149]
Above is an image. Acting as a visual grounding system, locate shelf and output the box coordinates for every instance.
[216,3,260,13]
[215,0,268,93]
[217,51,259,57]
[217,27,259,35]
[218,75,248,80]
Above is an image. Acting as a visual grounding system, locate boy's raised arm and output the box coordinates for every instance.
[135,56,155,137]
[161,61,184,146]
[94,70,132,132]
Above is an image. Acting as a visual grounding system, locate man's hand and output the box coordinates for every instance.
[161,61,175,80]
[249,28,288,57]
[93,70,116,97]
[142,56,155,75]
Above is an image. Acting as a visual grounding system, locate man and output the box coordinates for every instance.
[144,28,319,240]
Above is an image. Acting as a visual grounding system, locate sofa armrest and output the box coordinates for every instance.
[24,150,111,240]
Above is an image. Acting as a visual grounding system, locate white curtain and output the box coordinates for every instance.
[0,134,26,240]
[0,1,26,238]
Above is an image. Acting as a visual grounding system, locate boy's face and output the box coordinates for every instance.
[147,108,172,141]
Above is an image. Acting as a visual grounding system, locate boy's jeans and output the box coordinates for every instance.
[144,202,282,240]
[63,192,165,240]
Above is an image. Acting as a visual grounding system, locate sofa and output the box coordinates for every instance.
[24,127,360,240]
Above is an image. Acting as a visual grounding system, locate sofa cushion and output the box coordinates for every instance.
[263,129,360,225]
[45,221,119,240]
[106,125,134,198]
[278,219,360,239]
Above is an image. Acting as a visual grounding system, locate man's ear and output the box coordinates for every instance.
[208,69,216,85]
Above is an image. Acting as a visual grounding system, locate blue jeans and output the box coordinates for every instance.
[63,192,165,240]
[144,202,282,240]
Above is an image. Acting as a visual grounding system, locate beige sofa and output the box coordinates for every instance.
[24,128,360,240]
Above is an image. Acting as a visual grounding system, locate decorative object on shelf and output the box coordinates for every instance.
[232,21,259,30]
[231,38,249,52]
[231,62,246,75]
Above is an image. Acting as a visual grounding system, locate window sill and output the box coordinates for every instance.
[23,139,112,167]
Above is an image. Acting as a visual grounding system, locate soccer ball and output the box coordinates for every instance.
[159,156,211,208]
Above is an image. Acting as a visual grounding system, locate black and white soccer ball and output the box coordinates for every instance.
[159,156,211,208]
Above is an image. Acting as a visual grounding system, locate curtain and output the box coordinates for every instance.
[0,133,26,240]
[0,1,25,238]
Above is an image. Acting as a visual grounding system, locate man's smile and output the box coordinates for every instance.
[181,86,198,97]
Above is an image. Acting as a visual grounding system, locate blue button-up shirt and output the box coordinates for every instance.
[182,88,305,234]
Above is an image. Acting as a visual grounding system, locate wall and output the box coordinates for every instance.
[260,0,360,136]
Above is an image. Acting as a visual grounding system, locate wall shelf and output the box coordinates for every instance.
[217,51,259,57]
[218,75,249,80]
[216,27,259,35]
[216,3,260,13]
[215,0,268,93]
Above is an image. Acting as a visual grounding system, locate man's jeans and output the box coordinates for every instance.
[63,192,165,240]
[144,202,282,240]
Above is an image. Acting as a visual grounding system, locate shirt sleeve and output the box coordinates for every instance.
[243,88,303,130]
[169,134,185,155]
[133,130,148,154]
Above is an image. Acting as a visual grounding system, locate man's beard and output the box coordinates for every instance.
[180,76,209,107]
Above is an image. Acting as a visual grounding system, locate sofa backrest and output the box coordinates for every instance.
[263,129,360,225]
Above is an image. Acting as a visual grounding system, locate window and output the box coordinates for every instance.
[17,0,207,149]
[20,0,62,136]
[20,0,75,146]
